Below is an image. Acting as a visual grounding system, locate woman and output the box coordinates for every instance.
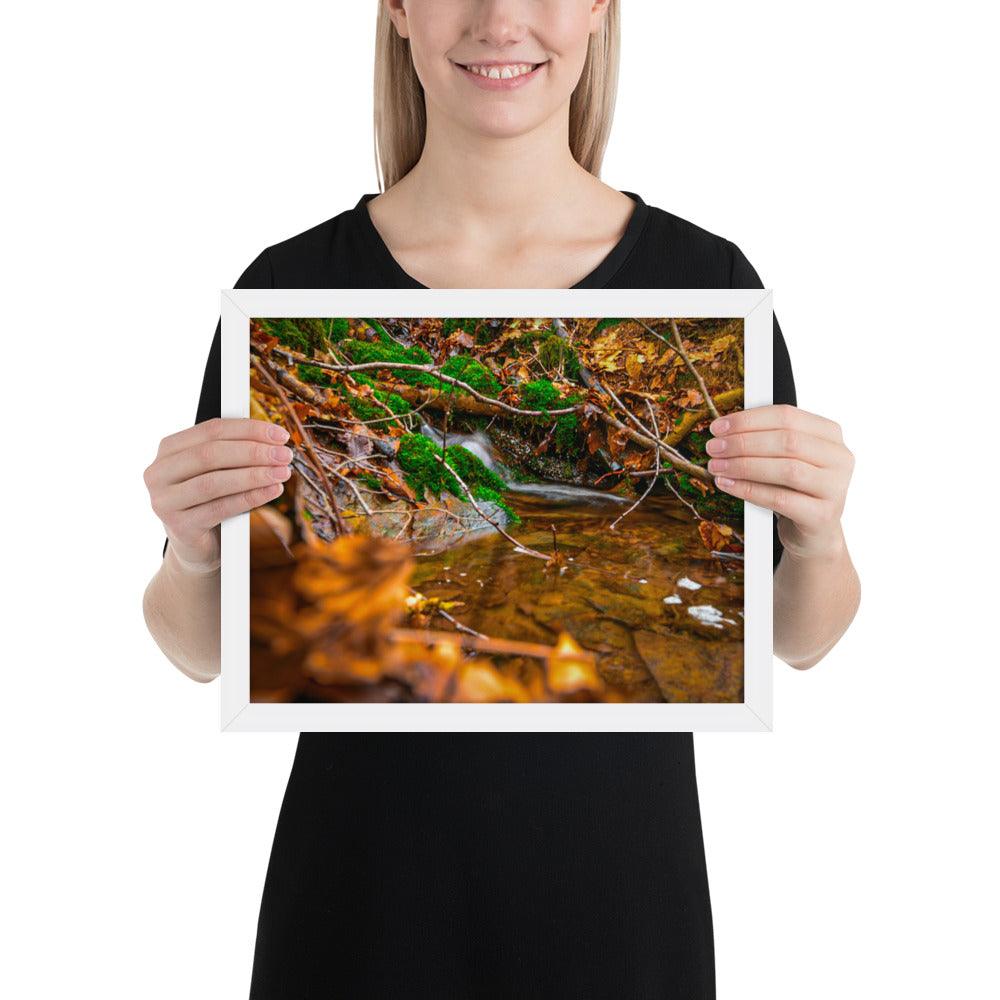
[143,2,860,996]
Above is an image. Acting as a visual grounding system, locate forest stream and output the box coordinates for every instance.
[249,315,748,704]
[408,422,745,703]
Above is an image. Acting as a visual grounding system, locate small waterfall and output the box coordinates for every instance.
[418,419,629,506]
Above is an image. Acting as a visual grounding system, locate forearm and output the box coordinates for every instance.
[773,525,860,670]
[142,544,221,682]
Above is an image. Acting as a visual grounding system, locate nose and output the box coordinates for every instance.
[470,0,529,49]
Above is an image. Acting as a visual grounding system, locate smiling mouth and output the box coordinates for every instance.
[455,61,546,80]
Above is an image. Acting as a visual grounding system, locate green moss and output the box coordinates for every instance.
[687,430,710,463]
[397,433,460,498]
[444,442,506,494]
[297,363,332,387]
[260,319,332,356]
[379,389,412,415]
[260,319,309,354]
[669,470,742,522]
[396,433,516,521]
[439,354,501,397]
[341,338,441,389]
[328,318,350,343]
[519,379,561,412]
[537,335,582,382]
[518,381,584,456]
[442,318,474,338]
[358,474,382,491]
[346,385,412,425]
[593,318,625,335]
[347,395,383,422]
[361,318,393,343]
[553,398,584,455]
[472,486,520,524]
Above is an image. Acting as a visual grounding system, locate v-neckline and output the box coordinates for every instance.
[354,190,649,290]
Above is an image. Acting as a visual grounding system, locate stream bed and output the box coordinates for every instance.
[408,484,746,703]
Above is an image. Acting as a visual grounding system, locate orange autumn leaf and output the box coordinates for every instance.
[698,519,741,553]
[294,533,413,630]
[451,661,531,702]
[546,631,604,697]
[586,426,606,454]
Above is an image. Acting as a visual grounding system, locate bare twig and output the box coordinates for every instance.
[405,585,487,639]
[669,318,719,420]
[434,452,548,561]
[271,347,578,418]
[593,403,713,484]
[609,399,661,530]
[389,627,594,664]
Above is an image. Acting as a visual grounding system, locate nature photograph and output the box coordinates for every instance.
[247,313,748,705]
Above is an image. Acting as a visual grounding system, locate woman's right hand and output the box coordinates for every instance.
[144,417,292,571]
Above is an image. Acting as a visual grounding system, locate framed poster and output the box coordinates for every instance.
[220,289,773,732]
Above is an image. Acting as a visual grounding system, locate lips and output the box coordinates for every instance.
[453,60,547,91]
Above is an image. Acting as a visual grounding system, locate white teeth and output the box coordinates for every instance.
[463,62,536,79]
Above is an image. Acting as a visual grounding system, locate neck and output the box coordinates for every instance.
[397,97,593,234]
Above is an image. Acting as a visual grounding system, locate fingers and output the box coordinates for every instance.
[159,460,293,514]
[151,437,293,495]
[708,455,837,499]
[160,482,287,548]
[709,403,844,444]
[706,425,846,469]
[710,477,828,528]
[155,417,289,461]
[145,417,294,547]
[705,404,855,537]
[178,482,288,543]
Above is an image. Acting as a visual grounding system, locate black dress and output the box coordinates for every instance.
[164,191,797,999]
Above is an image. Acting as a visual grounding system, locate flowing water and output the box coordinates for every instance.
[410,423,745,703]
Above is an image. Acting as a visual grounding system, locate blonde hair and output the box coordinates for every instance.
[373,1,621,190]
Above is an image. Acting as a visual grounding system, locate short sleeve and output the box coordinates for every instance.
[727,241,798,571]
[162,249,274,558]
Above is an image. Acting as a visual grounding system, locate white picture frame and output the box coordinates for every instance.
[221,289,774,732]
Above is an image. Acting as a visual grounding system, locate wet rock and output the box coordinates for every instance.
[633,630,742,703]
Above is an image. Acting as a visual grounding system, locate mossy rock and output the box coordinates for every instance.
[439,354,501,397]
[396,433,519,523]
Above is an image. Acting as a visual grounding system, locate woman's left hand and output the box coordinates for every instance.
[705,404,855,560]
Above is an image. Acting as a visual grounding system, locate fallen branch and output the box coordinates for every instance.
[666,318,720,421]
[629,317,720,422]
[609,399,661,531]
[666,389,743,445]
[271,347,578,418]
[592,404,714,484]
[251,353,347,534]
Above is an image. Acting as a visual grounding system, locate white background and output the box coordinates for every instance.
[3,2,996,997]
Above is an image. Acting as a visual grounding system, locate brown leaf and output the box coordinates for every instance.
[546,631,604,697]
[586,425,606,455]
[698,519,741,553]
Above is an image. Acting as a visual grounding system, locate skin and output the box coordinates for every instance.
[143,0,859,681]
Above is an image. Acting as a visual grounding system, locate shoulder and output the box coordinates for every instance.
[638,199,760,289]
[234,201,367,289]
